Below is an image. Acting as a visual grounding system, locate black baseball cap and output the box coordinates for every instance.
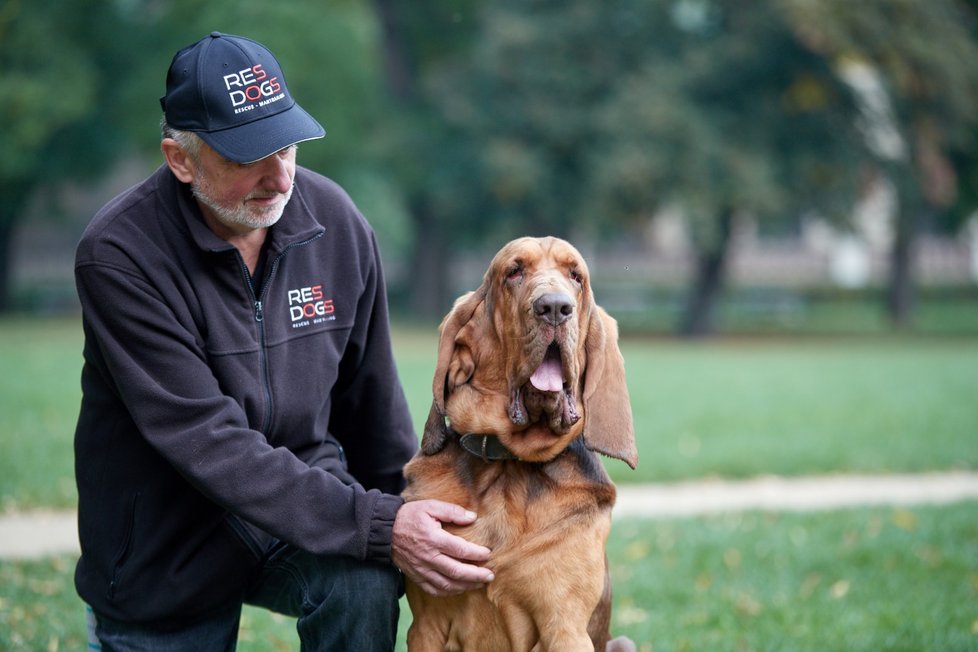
[160,32,325,164]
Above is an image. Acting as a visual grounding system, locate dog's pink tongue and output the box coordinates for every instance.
[530,348,563,392]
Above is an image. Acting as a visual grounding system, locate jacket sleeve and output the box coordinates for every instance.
[75,251,404,563]
[329,230,419,496]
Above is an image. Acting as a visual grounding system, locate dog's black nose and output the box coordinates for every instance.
[533,292,574,326]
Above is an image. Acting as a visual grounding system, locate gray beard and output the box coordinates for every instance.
[191,181,293,231]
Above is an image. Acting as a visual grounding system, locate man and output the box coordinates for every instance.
[74,32,493,651]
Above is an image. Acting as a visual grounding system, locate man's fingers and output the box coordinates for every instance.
[408,542,494,586]
[420,499,479,526]
[421,579,487,597]
[398,499,492,562]
[434,550,495,584]
[392,499,496,596]
[410,558,491,596]
[431,528,491,563]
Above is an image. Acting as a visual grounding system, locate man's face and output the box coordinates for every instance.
[189,143,297,234]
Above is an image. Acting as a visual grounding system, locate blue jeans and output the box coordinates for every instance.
[92,542,402,652]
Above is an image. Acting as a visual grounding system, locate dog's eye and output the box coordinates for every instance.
[506,264,524,284]
[570,269,584,286]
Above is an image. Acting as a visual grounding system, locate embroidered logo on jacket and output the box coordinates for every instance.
[288,284,336,328]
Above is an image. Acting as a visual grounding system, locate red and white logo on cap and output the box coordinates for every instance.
[223,64,285,114]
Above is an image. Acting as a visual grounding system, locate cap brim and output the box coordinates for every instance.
[197,102,325,164]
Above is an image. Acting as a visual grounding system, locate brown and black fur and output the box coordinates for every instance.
[403,237,637,651]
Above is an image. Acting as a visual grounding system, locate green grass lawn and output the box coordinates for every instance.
[5,502,977,651]
[1,315,977,650]
[615,336,978,483]
[5,316,975,510]
[607,502,978,651]
[0,318,82,511]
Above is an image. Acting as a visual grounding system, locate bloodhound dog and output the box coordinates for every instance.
[402,236,637,651]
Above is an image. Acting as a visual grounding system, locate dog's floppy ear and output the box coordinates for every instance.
[421,401,450,455]
[420,286,488,455]
[581,303,638,469]
[430,287,487,410]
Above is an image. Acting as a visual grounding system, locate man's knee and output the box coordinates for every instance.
[317,558,401,609]
[295,558,401,650]
[252,548,400,617]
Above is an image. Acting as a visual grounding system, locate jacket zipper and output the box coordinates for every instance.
[233,232,325,434]
[234,255,274,434]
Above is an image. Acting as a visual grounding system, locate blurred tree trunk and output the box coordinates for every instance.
[888,118,959,329]
[372,0,452,318]
[887,209,919,330]
[372,0,413,103]
[781,2,978,332]
[679,208,734,338]
[0,219,13,313]
[406,197,449,317]
[0,183,31,312]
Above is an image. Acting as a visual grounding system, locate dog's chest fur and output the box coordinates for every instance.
[403,439,617,650]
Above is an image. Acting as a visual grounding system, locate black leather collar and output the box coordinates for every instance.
[458,432,520,462]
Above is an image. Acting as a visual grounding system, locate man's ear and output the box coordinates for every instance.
[161,139,196,184]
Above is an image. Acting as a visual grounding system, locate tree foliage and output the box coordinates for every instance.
[412,0,869,332]
[3,0,978,331]
[386,0,978,332]
[0,0,387,311]
[779,0,978,326]
[0,0,144,310]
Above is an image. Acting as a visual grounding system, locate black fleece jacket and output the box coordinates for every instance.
[73,164,417,626]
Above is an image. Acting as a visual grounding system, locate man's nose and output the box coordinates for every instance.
[259,154,294,193]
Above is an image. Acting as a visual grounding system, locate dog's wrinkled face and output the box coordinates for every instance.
[486,237,590,439]
[424,236,636,467]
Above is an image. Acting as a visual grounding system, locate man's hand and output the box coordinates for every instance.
[392,499,494,596]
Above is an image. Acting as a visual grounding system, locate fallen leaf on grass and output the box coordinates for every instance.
[891,509,917,531]
[865,515,884,539]
[914,544,943,568]
[799,572,822,600]
[615,605,649,626]
[735,592,763,617]
[28,578,61,597]
[625,540,650,561]
[829,580,850,599]
[723,548,742,571]
[695,572,713,592]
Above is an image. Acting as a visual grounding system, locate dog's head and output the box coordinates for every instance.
[422,237,637,467]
